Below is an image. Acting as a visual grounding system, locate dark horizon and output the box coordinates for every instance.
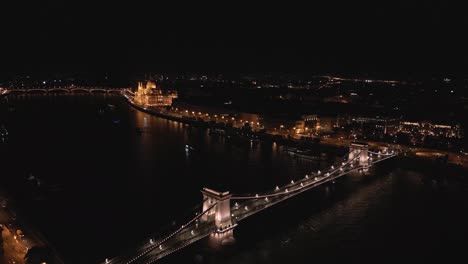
[1,2,468,77]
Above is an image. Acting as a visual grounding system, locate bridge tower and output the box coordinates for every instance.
[349,142,369,166]
[201,188,234,233]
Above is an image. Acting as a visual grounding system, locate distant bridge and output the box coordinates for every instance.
[4,87,125,94]
[104,142,397,264]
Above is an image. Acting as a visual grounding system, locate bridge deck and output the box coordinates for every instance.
[3,87,125,93]
[105,150,397,264]
[232,151,396,221]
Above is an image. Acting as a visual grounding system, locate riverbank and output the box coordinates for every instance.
[122,90,199,125]
[122,91,468,169]
[0,188,64,264]
[123,91,318,149]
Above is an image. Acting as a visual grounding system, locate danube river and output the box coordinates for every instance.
[1,94,468,264]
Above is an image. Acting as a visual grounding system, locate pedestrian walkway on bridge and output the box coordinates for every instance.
[104,142,397,264]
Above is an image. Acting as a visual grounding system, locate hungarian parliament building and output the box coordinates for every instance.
[133,80,178,107]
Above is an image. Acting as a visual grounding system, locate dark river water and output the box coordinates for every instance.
[1,94,468,264]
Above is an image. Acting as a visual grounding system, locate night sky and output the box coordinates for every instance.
[1,2,467,76]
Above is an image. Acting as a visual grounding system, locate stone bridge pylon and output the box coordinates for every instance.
[349,142,369,167]
[201,188,236,233]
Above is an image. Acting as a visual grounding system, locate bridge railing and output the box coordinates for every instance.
[108,147,397,263]
[142,223,217,264]
[233,152,363,221]
[230,150,359,200]
[106,200,216,264]
[4,87,127,93]
[230,151,364,220]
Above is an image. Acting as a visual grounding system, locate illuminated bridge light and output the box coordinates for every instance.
[110,144,398,262]
[342,162,345,165]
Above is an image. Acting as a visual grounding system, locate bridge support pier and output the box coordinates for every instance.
[201,188,236,233]
[349,142,369,167]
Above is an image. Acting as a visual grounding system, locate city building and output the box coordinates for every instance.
[294,115,336,135]
[134,80,177,107]
[399,121,462,139]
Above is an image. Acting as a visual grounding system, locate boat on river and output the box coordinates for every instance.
[283,146,324,160]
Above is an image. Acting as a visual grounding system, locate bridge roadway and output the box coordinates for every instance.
[231,150,396,222]
[3,87,125,94]
[104,145,397,264]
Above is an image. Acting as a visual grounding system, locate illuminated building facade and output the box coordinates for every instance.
[399,122,462,138]
[134,80,177,107]
[295,115,335,135]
